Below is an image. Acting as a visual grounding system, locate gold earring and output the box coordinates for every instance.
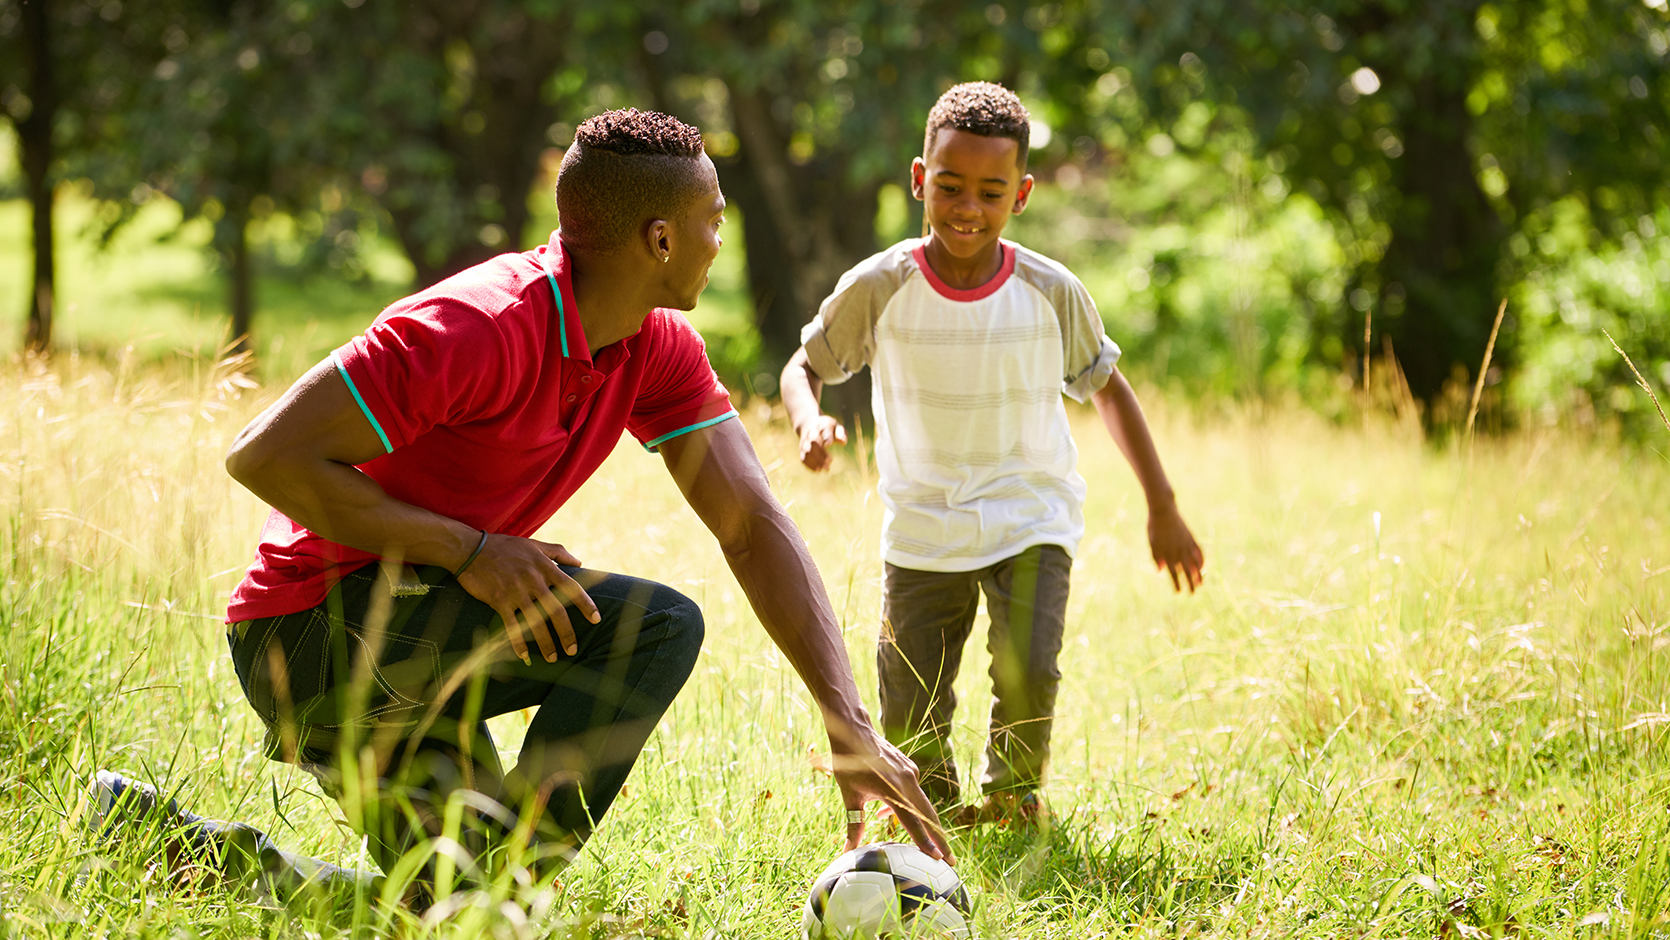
[662,255,671,263]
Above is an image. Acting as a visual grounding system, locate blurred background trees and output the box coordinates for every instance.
[1,0,1666,430]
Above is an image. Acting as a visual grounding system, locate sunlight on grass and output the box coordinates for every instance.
[0,353,1666,938]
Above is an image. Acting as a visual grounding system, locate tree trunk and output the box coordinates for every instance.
[721,83,881,424]
[1379,74,1504,406]
[226,200,253,354]
[375,6,562,288]
[20,0,57,353]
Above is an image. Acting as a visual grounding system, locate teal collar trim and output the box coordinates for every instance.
[539,250,570,358]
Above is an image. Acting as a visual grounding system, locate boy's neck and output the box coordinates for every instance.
[920,235,1006,291]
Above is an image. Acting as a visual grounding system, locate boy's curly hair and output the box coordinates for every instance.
[556,109,709,253]
[923,82,1031,168]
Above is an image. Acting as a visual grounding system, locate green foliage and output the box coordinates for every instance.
[1009,125,1354,401]
[4,0,1669,424]
[1513,199,1670,431]
[1077,0,1670,404]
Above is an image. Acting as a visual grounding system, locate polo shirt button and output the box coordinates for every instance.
[566,394,578,403]
[581,375,592,383]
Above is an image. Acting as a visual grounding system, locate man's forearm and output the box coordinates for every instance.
[722,506,871,734]
[660,420,873,737]
[225,363,481,570]
[241,457,480,569]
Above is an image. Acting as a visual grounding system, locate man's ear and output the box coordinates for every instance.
[645,218,673,262]
[910,157,927,201]
[1012,174,1035,215]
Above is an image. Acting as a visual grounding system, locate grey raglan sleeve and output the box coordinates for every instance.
[1060,276,1121,403]
[799,254,901,385]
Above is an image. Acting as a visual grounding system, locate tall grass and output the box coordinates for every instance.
[1,351,1666,938]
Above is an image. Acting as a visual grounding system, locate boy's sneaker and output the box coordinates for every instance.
[949,791,1049,829]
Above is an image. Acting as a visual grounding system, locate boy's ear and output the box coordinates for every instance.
[1012,174,1035,215]
[910,157,927,200]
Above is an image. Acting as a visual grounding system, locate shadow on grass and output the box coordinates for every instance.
[959,812,1261,919]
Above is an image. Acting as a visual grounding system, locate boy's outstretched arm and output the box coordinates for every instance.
[1092,365,1205,592]
[781,347,848,472]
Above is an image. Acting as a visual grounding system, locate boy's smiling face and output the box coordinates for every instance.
[912,128,1035,266]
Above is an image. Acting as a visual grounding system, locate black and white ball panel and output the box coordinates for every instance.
[803,842,972,939]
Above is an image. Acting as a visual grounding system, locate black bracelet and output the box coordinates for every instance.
[454,530,489,579]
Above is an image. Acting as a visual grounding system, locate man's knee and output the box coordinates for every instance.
[649,587,705,673]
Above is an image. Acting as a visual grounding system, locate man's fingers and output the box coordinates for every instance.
[844,803,865,851]
[1167,561,1182,592]
[550,568,600,630]
[529,587,574,660]
[888,799,955,865]
[537,540,584,568]
[495,604,532,665]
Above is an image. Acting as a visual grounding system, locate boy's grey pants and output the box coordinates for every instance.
[878,544,1071,807]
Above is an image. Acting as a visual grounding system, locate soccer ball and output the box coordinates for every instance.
[802,842,973,939]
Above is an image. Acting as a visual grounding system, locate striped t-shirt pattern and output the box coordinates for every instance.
[800,238,1121,573]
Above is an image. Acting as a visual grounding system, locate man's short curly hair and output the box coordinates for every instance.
[923,81,1031,169]
[556,108,709,253]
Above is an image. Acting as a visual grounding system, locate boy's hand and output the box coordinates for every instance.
[797,415,848,472]
[1148,503,1204,593]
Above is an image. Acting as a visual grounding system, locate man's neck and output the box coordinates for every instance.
[921,235,1005,291]
[566,243,655,351]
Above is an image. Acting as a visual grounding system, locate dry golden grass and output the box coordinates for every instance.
[1,351,1667,938]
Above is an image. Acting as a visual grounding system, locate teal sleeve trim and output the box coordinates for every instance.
[642,410,738,453]
[540,254,570,358]
[332,351,394,454]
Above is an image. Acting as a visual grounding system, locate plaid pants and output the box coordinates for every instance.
[878,544,1071,808]
[226,561,704,892]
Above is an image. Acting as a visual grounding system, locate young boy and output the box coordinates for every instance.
[781,82,1205,825]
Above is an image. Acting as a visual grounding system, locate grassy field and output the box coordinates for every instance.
[0,349,1667,939]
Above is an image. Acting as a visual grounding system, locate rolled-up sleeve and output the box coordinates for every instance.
[800,259,897,385]
[1060,278,1121,402]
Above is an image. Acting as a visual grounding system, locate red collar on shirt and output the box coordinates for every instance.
[910,238,1017,302]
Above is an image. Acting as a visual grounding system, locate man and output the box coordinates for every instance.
[95,109,948,904]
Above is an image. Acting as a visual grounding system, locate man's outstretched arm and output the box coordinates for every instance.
[223,358,598,663]
[656,418,953,862]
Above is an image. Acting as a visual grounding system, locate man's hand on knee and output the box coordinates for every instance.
[457,535,601,663]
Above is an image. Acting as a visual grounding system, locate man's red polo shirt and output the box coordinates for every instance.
[226,233,737,623]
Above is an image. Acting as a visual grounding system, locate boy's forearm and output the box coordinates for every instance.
[1092,369,1177,509]
[780,348,826,434]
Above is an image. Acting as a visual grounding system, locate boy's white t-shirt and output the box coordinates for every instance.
[800,237,1121,573]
